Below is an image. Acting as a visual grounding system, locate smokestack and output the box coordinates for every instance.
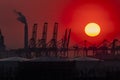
[14,10,28,49]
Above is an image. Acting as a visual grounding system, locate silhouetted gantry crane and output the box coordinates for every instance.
[59,28,71,57]
[29,24,38,49]
[36,22,48,56]
[13,11,120,59]
[46,22,58,56]
[25,22,71,58]
[37,22,48,48]
[26,22,120,59]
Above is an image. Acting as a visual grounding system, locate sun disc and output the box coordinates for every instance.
[85,23,101,37]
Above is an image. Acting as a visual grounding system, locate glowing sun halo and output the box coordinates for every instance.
[85,23,101,37]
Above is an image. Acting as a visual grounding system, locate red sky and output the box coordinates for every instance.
[0,0,120,49]
[62,0,120,45]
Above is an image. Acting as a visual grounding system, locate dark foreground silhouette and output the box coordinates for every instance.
[0,61,120,80]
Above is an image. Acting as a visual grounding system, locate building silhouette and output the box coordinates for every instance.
[0,29,5,51]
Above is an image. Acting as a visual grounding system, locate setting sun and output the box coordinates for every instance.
[85,23,101,37]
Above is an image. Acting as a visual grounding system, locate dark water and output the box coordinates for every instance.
[0,61,120,80]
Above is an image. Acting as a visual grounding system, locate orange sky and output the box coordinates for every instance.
[0,0,120,49]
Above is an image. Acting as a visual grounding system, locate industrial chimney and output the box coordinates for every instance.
[15,10,28,49]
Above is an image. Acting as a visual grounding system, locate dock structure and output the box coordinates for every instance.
[13,21,120,60]
[0,11,120,60]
